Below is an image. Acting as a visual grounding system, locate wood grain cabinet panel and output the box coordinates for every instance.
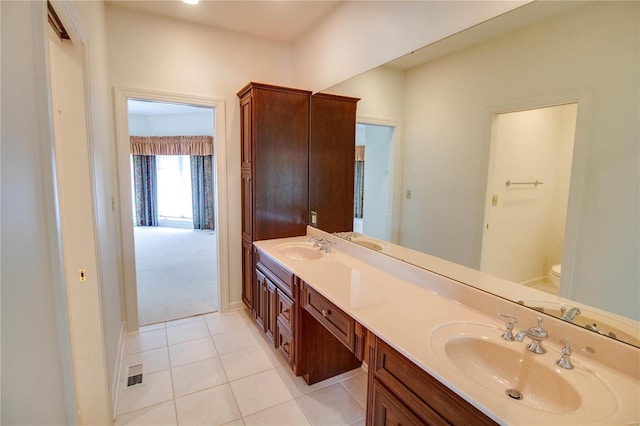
[238,83,311,310]
[368,337,496,426]
[309,93,359,233]
[371,378,443,426]
[276,289,295,333]
[241,239,253,310]
[301,284,356,352]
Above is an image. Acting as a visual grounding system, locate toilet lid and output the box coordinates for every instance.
[551,264,562,275]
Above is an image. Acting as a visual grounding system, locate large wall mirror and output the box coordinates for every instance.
[323,1,639,347]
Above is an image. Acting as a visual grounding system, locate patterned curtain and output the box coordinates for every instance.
[354,160,365,219]
[191,155,215,230]
[132,155,158,226]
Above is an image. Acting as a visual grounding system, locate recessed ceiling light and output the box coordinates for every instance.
[183,0,199,5]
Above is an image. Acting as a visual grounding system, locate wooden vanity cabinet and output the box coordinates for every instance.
[301,283,357,352]
[238,82,311,312]
[254,268,277,343]
[367,337,496,426]
[309,93,359,233]
[298,279,362,384]
[255,248,296,346]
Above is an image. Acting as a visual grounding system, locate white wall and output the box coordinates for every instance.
[106,4,294,309]
[1,2,76,423]
[128,111,214,136]
[293,1,529,92]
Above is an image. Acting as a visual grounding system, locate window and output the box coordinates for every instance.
[156,155,192,221]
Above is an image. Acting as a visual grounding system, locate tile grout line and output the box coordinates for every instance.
[165,323,181,426]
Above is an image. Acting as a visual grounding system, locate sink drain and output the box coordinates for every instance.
[506,389,523,400]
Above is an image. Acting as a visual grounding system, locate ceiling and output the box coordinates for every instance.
[106,0,342,43]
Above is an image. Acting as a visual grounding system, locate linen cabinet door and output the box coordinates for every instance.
[241,240,253,310]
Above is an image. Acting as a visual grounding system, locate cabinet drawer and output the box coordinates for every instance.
[276,289,294,333]
[371,378,444,426]
[256,249,294,298]
[373,338,496,425]
[302,284,355,352]
[276,326,294,367]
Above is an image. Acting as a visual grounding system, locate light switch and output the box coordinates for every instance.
[406,190,412,199]
[492,195,498,206]
[79,269,87,282]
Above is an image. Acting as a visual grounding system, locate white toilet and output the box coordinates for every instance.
[549,264,561,288]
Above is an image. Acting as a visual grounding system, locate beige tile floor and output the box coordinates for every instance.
[116,309,367,426]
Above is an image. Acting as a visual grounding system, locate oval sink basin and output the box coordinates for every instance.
[276,243,323,260]
[430,322,617,420]
[445,336,580,413]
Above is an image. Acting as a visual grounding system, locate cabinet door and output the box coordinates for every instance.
[241,170,252,241]
[240,94,252,169]
[309,93,358,233]
[256,267,278,344]
[265,279,277,344]
[252,85,309,240]
[242,239,253,310]
[255,269,267,331]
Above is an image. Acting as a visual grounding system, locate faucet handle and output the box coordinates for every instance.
[556,338,596,369]
[530,316,548,339]
[308,236,323,247]
[319,239,334,253]
[497,312,517,341]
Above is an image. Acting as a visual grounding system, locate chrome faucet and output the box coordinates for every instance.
[308,236,324,247]
[497,312,517,341]
[319,239,334,253]
[515,316,548,354]
[556,338,596,369]
[585,323,617,339]
[560,306,581,322]
[334,232,358,241]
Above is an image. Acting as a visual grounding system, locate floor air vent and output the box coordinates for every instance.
[126,363,144,387]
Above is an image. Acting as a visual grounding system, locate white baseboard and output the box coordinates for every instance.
[228,300,246,312]
[111,322,126,421]
[520,276,546,287]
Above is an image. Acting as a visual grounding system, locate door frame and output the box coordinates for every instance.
[356,116,403,244]
[480,89,592,297]
[114,87,230,332]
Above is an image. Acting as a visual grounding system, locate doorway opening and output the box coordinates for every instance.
[480,103,578,295]
[128,99,218,325]
[353,122,397,242]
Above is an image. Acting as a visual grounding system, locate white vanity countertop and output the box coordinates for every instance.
[253,235,640,425]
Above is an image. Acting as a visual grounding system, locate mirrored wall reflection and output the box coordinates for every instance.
[480,103,577,296]
[326,1,639,346]
[353,122,397,242]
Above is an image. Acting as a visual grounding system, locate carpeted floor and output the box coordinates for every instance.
[134,226,218,325]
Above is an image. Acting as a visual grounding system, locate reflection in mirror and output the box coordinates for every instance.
[324,1,639,346]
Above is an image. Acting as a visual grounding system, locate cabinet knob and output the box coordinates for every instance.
[282,308,290,315]
[321,309,330,317]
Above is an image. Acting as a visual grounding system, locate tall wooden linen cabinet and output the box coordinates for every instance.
[237,82,358,312]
